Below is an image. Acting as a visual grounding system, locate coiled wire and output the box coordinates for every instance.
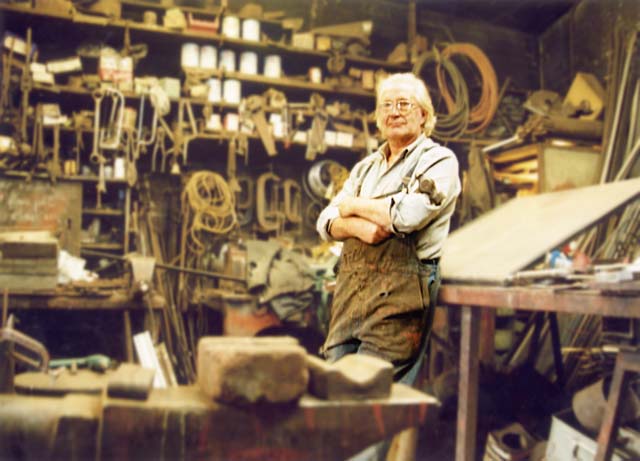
[439,43,498,134]
[182,171,237,253]
[413,50,469,139]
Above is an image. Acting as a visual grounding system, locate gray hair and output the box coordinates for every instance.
[375,72,437,137]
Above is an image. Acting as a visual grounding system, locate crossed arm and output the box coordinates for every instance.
[328,197,393,244]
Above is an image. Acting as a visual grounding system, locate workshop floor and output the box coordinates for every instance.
[416,402,500,461]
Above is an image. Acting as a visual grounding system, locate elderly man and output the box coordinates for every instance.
[316,72,461,385]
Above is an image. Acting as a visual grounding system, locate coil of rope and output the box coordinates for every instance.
[182,171,237,253]
[438,43,499,134]
[413,49,469,139]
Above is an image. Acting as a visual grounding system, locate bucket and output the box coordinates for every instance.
[242,18,260,41]
[309,66,322,83]
[221,15,240,38]
[113,157,126,179]
[224,113,239,132]
[207,78,221,103]
[143,10,157,26]
[199,46,217,70]
[180,42,199,68]
[222,79,241,104]
[239,51,258,75]
[219,49,236,72]
[263,54,281,78]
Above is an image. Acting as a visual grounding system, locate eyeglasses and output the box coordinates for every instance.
[378,100,416,115]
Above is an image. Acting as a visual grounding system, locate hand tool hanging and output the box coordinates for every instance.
[256,171,284,234]
[242,94,277,156]
[264,88,288,145]
[151,126,175,173]
[30,104,45,177]
[133,91,159,160]
[172,99,198,171]
[305,93,328,161]
[19,29,36,144]
[235,175,254,227]
[282,178,303,233]
[0,46,18,119]
[90,87,125,206]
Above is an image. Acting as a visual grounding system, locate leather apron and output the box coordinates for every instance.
[322,234,436,374]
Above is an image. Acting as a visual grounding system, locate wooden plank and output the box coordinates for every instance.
[438,284,640,319]
[501,158,538,173]
[441,177,640,284]
[0,274,57,290]
[493,171,538,185]
[489,143,540,164]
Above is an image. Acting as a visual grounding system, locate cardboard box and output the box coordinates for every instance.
[564,72,605,121]
[292,33,315,50]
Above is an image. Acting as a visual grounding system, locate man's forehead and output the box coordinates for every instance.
[379,84,414,100]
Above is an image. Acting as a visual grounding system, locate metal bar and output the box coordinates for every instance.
[81,249,244,282]
[548,313,565,387]
[123,310,133,363]
[455,306,481,461]
[478,309,494,366]
[594,351,640,461]
[600,30,638,183]
[2,289,8,327]
[526,313,545,368]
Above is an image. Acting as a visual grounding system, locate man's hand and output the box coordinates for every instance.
[356,220,392,244]
[329,216,391,244]
[338,197,357,218]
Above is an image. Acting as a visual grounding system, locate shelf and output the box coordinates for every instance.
[35,83,376,126]
[80,242,124,250]
[82,208,124,216]
[63,175,129,184]
[0,4,409,72]
[2,170,128,184]
[120,0,282,27]
[33,70,374,101]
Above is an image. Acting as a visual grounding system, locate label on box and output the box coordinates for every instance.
[292,33,315,50]
[46,56,82,74]
[336,132,354,148]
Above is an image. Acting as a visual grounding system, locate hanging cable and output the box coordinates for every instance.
[439,43,499,134]
[182,171,237,253]
[413,49,469,139]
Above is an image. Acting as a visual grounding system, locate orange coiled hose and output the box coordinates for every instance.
[438,43,499,134]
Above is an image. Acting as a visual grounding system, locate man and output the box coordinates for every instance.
[316,72,461,385]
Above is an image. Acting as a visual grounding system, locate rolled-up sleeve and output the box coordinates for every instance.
[315,163,361,242]
[389,153,460,235]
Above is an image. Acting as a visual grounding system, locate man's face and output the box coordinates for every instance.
[377,84,427,143]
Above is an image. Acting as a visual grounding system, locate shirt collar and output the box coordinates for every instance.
[378,134,429,162]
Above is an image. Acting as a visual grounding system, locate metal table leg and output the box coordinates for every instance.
[456,306,481,461]
[595,350,640,461]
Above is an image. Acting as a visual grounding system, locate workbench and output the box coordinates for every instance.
[4,283,166,362]
[0,383,437,461]
[438,281,640,461]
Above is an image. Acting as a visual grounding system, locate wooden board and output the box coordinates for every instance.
[441,177,640,285]
[0,177,82,255]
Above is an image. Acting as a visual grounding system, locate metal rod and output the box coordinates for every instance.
[81,249,244,281]
[600,30,638,183]
[2,289,8,327]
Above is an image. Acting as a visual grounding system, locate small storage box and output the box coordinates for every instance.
[546,409,639,461]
